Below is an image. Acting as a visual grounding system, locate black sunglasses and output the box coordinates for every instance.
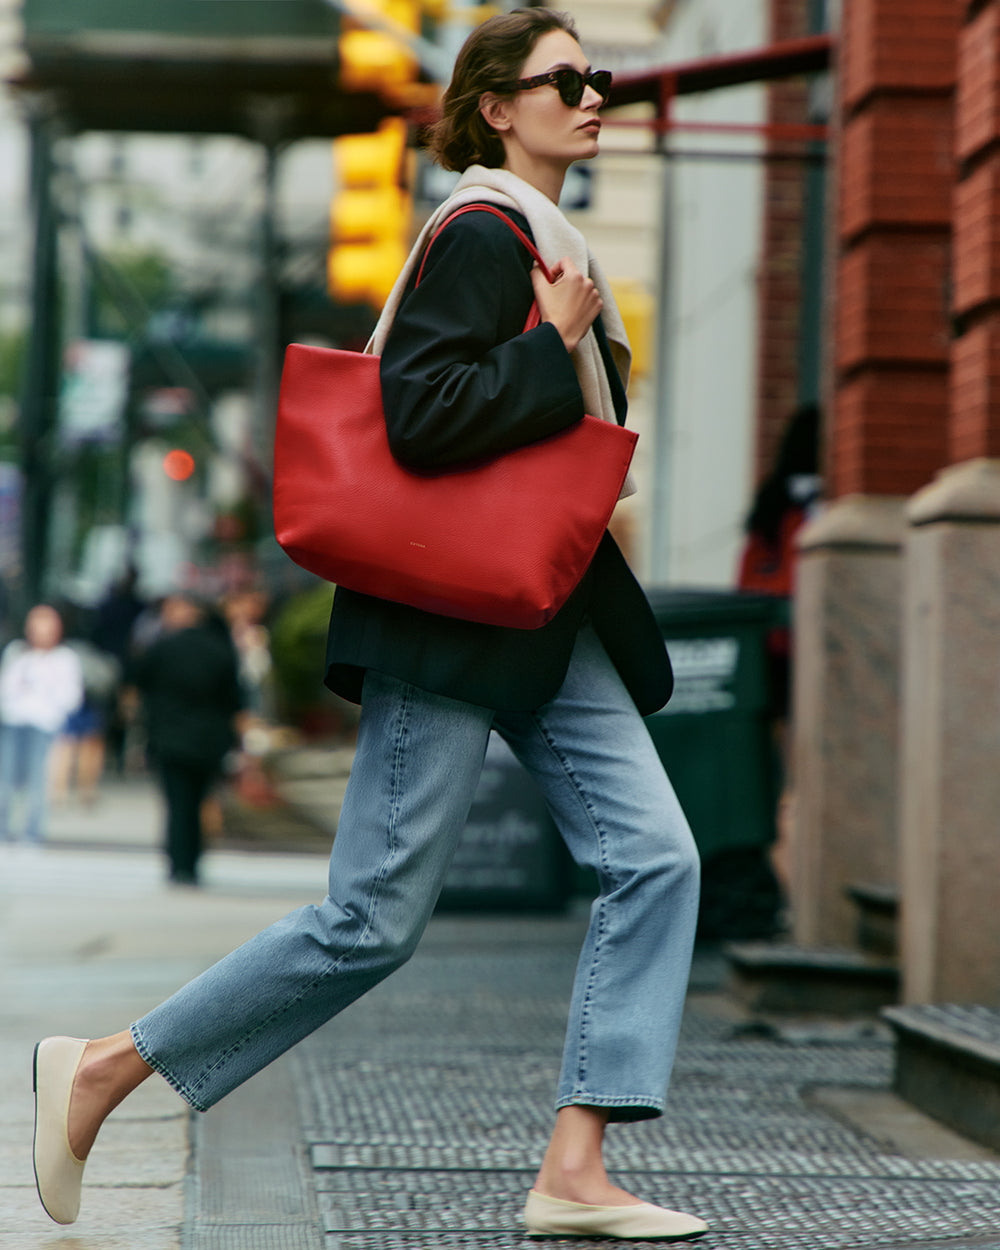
[499,67,613,108]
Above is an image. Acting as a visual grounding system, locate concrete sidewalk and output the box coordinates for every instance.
[3,776,1000,1249]
[0,775,328,1250]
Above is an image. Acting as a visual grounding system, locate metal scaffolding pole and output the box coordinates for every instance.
[17,103,60,609]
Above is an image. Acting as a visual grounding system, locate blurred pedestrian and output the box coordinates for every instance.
[737,403,821,682]
[50,636,120,809]
[737,403,821,898]
[222,588,273,720]
[126,593,243,886]
[128,595,167,656]
[0,604,83,844]
[93,566,147,776]
[32,12,704,1242]
[93,566,145,662]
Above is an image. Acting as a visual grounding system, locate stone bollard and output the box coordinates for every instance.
[791,495,907,949]
[899,459,1000,1003]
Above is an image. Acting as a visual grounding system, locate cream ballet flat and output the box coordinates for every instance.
[523,1190,708,1241]
[33,1036,89,1225]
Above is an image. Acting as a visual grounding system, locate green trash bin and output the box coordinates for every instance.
[645,589,786,939]
[437,733,573,913]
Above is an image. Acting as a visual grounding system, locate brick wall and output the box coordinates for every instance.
[754,0,811,483]
[829,0,958,497]
[950,1,1000,462]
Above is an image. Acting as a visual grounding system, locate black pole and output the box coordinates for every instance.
[18,105,61,610]
[246,97,290,540]
[257,139,281,482]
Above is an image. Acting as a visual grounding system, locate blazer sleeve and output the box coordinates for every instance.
[379,210,585,470]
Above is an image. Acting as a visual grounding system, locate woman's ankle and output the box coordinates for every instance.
[534,1106,643,1207]
[68,1033,152,1159]
[534,1143,625,1204]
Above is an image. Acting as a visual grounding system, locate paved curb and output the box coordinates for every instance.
[0,777,328,1250]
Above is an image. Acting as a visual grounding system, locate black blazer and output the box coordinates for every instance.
[324,206,672,716]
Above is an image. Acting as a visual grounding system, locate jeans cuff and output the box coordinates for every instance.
[555,1093,665,1122]
[129,1022,210,1113]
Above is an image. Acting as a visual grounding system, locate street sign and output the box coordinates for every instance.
[58,339,129,444]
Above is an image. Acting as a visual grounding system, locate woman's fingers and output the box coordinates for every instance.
[531,258,603,353]
[535,258,564,283]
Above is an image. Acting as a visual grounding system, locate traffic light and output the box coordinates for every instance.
[610,280,655,380]
[329,117,412,310]
[162,449,195,481]
[338,0,420,95]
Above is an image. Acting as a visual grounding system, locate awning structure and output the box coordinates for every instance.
[8,0,388,139]
[606,34,834,142]
[609,34,833,104]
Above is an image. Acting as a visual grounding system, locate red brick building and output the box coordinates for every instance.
[790,0,1000,1002]
[757,0,1000,501]
[952,1,1000,465]
[756,0,816,482]
[830,0,957,498]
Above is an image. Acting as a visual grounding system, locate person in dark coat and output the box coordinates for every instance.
[32,12,705,1241]
[128,594,243,885]
[93,566,147,775]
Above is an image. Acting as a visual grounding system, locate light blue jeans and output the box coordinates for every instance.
[132,624,700,1119]
[0,723,57,843]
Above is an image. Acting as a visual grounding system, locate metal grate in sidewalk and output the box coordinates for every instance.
[289,921,1000,1250]
[314,1167,1000,1247]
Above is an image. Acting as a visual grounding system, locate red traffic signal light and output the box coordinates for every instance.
[162,449,195,481]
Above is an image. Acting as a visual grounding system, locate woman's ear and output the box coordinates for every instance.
[479,92,513,134]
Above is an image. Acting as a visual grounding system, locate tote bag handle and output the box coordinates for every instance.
[414,204,556,333]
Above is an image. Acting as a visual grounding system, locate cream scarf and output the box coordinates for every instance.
[368,165,636,497]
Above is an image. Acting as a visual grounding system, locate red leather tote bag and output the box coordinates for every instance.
[273,206,637,630]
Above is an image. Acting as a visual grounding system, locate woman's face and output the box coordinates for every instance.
[487,29,604,177]
[161,595,203,633]
[25,606,62,650]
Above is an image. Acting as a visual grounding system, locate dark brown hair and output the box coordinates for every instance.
[427,8,579,172]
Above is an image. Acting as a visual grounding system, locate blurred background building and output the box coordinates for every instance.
[0,0,832,609]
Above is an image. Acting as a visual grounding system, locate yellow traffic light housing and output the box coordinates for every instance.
[334,114,407,185]
[339,0,420,94]
[610,280,655,380]
[329,117,412,310]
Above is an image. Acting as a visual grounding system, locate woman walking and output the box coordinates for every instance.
[0,604,83,844]
[33,10,705,1239]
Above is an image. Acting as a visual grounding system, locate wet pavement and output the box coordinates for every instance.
[2,776,1000,1249]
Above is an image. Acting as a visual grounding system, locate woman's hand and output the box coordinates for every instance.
[531,258,603,354]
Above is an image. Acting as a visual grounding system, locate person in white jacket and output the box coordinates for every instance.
[0,604,83,843]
